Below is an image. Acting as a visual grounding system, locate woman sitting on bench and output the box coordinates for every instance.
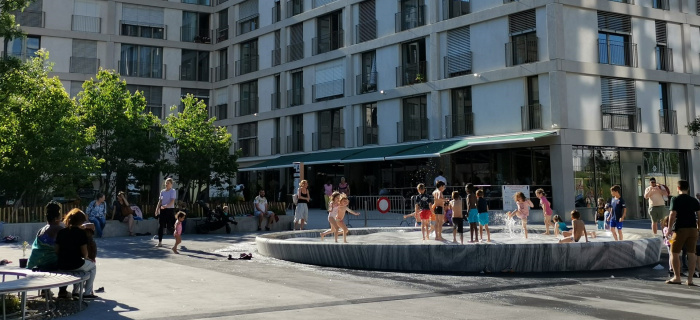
[56,209,99,299]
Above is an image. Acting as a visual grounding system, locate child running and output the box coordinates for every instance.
[450,191,464,244]
[412,183,433,241]
[320,192,341,241]
[536,189,553,235]
[608,185,626,241]
[476,189,491,242]
[172,211,186,254]
[595,198,606,230]
[558,210,595,243]
[336,194,360,243]
[465,183,479,243]
[507,192,533,239]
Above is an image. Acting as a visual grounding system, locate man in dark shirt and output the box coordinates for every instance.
[667,180,700,285]
[412,183,433,241]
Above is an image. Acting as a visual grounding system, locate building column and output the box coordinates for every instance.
[429,90,441,141]
[549,70,568,129]
[550,143,574,217]
[681,23,693,74]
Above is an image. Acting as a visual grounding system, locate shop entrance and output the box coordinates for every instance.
[620,150,684,220]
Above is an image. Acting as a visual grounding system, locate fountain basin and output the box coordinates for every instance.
[256,228,662,273]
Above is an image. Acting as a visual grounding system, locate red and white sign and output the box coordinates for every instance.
[377,197,390,214]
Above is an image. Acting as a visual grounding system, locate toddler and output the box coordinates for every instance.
[172,211,186,254]
[595,198,606,230]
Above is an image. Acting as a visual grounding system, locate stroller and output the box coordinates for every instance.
[195,200,237,234]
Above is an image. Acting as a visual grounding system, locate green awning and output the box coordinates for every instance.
[384,140,463,161]
[340,144,428,163]
[238,154,302,172]
[298,149,366,165]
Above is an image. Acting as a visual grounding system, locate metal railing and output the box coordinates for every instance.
[119,61,165,79]
[355,19,377,44]
[235,98,259,117]
[271,48,281,66]
[397,120,428,143]
[659,109,677,134]
[656,46,673,71]
[395,5,426,32]
[72,15,101,33]
[271,137,281,155]
[272,2,281,23]
[313,30,344,55]
[601,105,641,132]
[69,57,99,74]
[312,79,344,102]
[442,0,470,20]
[356,72,378,95]
[521,104,542,131]
[444,51,472,78]
[506,38,538,67]
[396,61,427,86]
[313,0,339,8]
[271,92,281,110]
[313,129,345,151]
[236,139,258,157]
[120,21,166,39]
[287,88,304,107]
[216,26,229,43]
[598,40,638,67]
[235,56,259,76]
[179,65,208,82]
[15,10,44,28]
[181,26,211,43]
[287,133,304,153]
[286,0,304,18]
[445,113,474,138]
[654,0,669,10]
[287,42,304,62]
[356,125,378,147]
[147,104,165,120]
[236,14,259,35]
[214,64,228,82]
[347,195,412,227]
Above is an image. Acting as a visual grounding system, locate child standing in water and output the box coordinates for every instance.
[172,211,186,254]
[596,198,606,230]
[507,192,533,239]
[536,189,553,235]
[476,189,491,242]
[321,192,341,241]
[450,191,464,244]
[608,185,626,241]
[412,183,433,241]
[465,184,479,243]
[336,194,360,243]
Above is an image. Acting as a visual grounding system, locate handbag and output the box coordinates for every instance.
[121,203,134,217]
[292,193,298,205]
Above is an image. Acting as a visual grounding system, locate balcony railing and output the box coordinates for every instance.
[395,5,426,32]
[356,72,378,95]
[235,56,259,76]
[69,57,99,74]
[271,137,281,155]
[313,129,345,151]
[445,113,474,138]
[601,105,641,132]
[236,139,258,157]
[214,64,228,82]
[147,104,166,120]
[216,26,229,43]
[355,20,377,44]
[598,40,638,67]
[287,88,304,107]
[442,0,470,20]
[179,65,209,82]
[313,30,344,55]
[236,15,259,35]
[521,104,542,131]
[119,61,165,79]
[287,133,304,153]
[271,48,281,66]
[506,38,538,67]
[396,61,427,86]
[444,51,472,78]
[72,15,101,33]
[16,10,44,28]
[653,0,669,10]
[656,46,673,71]
[312,79,344,102]
[181,26,211,43]
[356,125,378,147]
[659,109,677,134]
[120,21,166,39]
[610,0,634,3]
[287,42,304,62]
[271,92,281,110]
[235,98,259,117]
[286,0,304,18]
[272,2,281,23]
[397,120,428,143]
[313,0,339,8]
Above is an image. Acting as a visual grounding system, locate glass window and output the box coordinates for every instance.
[402,95,428,142]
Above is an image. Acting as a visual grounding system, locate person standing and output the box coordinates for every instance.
[644,177,669,235]
[666,180,699,286]
[86,193,107,238]
[465,184,479,242]
[432,181,447,241]
[155,178,177,248]
[323,179,333,210]
[412,183,433,241]
[608,185,626,241]
[294,180,310,230]
[434,170,447,187]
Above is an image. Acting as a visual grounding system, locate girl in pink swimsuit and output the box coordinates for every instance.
[507,192,534,239]
[320,192,341,241]
[172,211,186,254]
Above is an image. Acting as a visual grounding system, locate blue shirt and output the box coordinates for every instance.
[610,197,625,221]
[86,200,106,220]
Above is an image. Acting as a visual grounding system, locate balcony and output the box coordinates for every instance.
[235,56,259,76]
[313,129,345,151]
[179,65,208,82]
[72,15,101,33]
[506,38,538,67]
[287,88,304,107]
[287,42,304,62]
[653,0,669,10]
[271,92,281,110]
[271,48,281,66]
[397,120,428,143]
[356,125,378,147]
[601,105,641,132]
[236,139,258,158]
[356,72,378,95]
[286,0,304,18]
[236,15,259,36]
[445,113,474,138]
[656,46,673,71]
[659,109,677,134]
[313,30,344,55]
[312,79,344,102]
[119,61,165,79]
[69,57,99,74]
[214,64,228,82]
[442,0,470,20]
[444,51,472,78]
[16,10,44,28]
[271,137,281,155]
[396,61,427,86]
[120,21,166,39]
[355,19,377,44]
[598,40,638,68]
[235,98,259,117]
[181,26,211,43]
[216,26,229,43]
[272,2,281,23]
[147,104,166,120]
[287,133,304,153]
[395,6,426,33]
[521,104,542,131]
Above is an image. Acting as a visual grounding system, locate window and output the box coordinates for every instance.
[120,44,163,79]
[127,85,164,119]
[507,10,537,67]
[401,95,428,142]
[443,0,470,20]
[238,80,258,116]
[14,0,43,28]
[398,38,427,86]
[316,109,344,150]
[182,0,210,5]
[445,26,471,77]
[121,5,165,39]
[272,30,281,66]
[237,39,258,76]
[572,147,621,208]
[523,76,541,130]
[237,0,259,35]
[181,50,209,81]
[653,0,669,10]
[288,23,304,62]
[287,0,303,18]
[289,115,303,152]
[359,102,378,146]
[659,83,676,134]
[597,12,636,67]
[238,123,258,157]
[449,87,472,137]
[215,49,228,81]
[180,88,209,113]
[73,0,101,33]
[313,59,344,101]
[272,118,281,154]
[314,11,343,55]
[655,21,672,71]
[216,9,229,42]
[213,88,228,120]
[356,0,376,43]
[358,51,377,94]
[272,74,281,110]
[289,70,303,107]
[7,35,40,60]
[70,40,98,74]
[601,77,639,132]
[181,11,211,43]
[396,0,425,32]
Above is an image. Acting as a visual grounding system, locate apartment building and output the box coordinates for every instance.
[7,0,700,219]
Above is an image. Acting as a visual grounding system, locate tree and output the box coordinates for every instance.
[76,70,166,204]
[163,95,239,203]
[0,51,98,208]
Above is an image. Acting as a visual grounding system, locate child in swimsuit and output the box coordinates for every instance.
[507,192,533,239]
[558,210,595,243]
[320,192,341,241]
[336,194,360,243]
[172,211,186,254]
[536,189,553,235]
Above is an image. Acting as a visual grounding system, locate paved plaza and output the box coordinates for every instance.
[0,210,697,320]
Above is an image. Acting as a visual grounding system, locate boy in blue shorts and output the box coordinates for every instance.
[608,185,626,241]
[465,183,479,243]
[476,189,490,242]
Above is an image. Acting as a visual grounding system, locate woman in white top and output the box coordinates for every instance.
[155,178,177,247]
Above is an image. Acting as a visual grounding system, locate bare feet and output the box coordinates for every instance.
[172,247,179,254]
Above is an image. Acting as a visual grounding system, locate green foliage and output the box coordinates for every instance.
[0,0,34,45]
[686,117,700,150]
[0,51,98,205]
[163,95,239,203]
[1,294,20,313]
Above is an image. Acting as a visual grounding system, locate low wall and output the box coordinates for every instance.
[2,215,294,242]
